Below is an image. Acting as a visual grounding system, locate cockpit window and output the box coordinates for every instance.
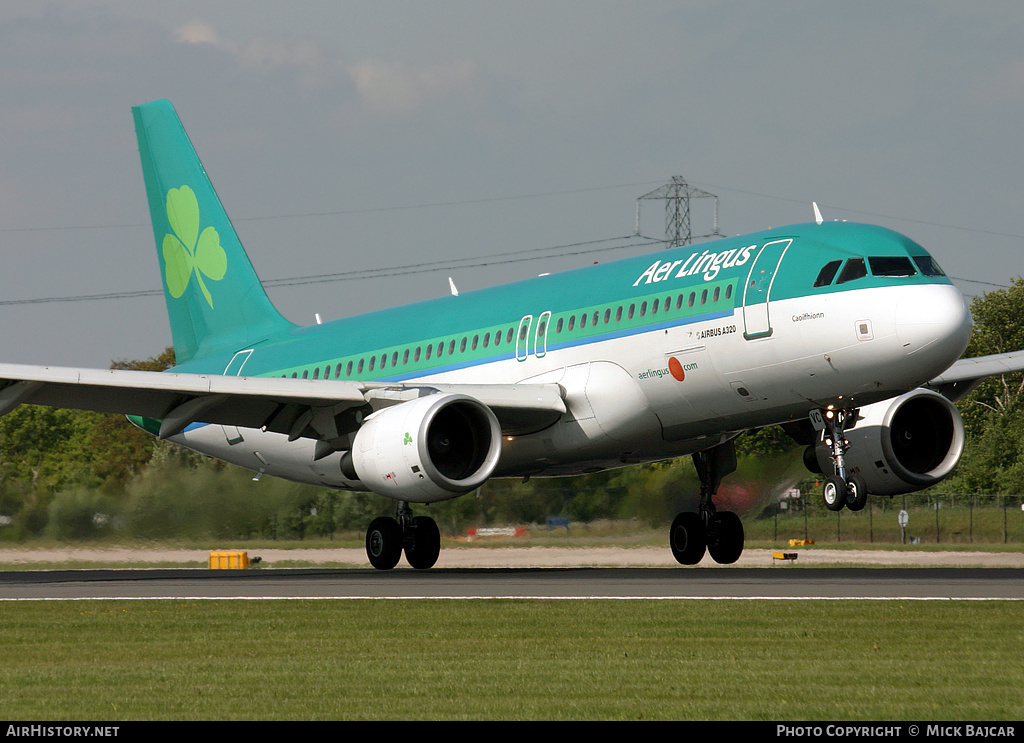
[868,256,917,277]
[836,257,867,284]
[813,260,842,287]
[912,255,946,277]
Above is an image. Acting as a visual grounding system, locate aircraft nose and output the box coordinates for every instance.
[895,284,972,369]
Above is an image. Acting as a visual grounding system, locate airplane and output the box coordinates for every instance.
[0,99,1014,570]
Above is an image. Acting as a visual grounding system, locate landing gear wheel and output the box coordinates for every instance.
[707,511,744,565]
[366,516,403,570]
[845,474,868,512]
[670,512,706,565]
[823,475,847,512]
[404,515,441,570]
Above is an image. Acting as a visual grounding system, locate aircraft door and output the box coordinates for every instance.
[516,315,533,361]
[534,311,551,358]
[741,239,792,339]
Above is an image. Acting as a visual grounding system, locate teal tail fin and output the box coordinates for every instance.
[132,99,296,365]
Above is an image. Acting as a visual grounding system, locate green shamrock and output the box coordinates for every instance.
[162,185,227,308]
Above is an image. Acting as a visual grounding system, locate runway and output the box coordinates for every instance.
[2,566,1022,600]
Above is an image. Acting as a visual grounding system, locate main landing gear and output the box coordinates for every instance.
[817,407,867,512]
[670,442,745,565]
[365,502,441,570]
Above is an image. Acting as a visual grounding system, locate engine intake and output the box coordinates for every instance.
[346,393,502,502]
[811,388,965,495]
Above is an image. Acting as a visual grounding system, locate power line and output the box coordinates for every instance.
[4,175,1022,244]
[0,180,666,235]
[2,175,1019,304]
[0,234,664,307]
[687,179,1024,242]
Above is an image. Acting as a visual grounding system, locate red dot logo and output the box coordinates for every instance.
[668,357,685,381]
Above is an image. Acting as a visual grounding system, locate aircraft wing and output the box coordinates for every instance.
[0,363,566,441]
[928,350,1024,401]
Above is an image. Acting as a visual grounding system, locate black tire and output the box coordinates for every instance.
[845,474,868,512]
[404,515,441,570]
[822,475,846,512]
[707,511,744,564]
[366,516,402,570]
[670,512,706,565]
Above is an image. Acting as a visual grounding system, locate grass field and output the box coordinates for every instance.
[0,599,1021,720]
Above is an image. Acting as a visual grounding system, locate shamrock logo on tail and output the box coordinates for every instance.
[162,185,227,308]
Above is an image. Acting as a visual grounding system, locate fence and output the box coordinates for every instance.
[752,492,1024,546]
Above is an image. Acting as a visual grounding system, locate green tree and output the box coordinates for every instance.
[0,348,177,539]
[957,278,1024,433]
[945,278,1024,494]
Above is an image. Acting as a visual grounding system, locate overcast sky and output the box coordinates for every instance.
[1,1,1023,367]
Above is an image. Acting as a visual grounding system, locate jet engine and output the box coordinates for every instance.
[343,393,502,502]
[809,388,965,496]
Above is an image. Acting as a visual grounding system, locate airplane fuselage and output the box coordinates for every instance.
[162,221,972,496]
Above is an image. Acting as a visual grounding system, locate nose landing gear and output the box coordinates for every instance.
[816,407,867,512]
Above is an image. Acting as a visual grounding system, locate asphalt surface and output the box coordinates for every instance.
[1,566,1022,600]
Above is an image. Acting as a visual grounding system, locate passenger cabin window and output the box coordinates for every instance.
[814,260,842,287]
[913,255,946,277]
[868,256,916,277]
[836,258,867,284]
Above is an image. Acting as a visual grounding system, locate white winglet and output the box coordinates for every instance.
[813,202,823,225]
[448,277,459,296]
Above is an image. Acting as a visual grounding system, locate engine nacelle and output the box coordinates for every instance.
[346,393,502,503]
[811,388,965,495]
